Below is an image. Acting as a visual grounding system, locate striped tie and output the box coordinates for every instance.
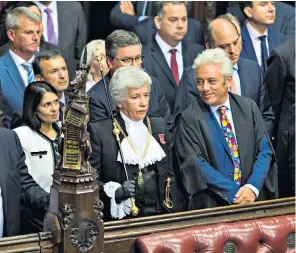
[22,62,35,84]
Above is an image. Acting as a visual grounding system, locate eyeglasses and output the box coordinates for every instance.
[112,55,144,65]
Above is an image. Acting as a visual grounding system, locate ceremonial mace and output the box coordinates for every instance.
[96,53,139,216]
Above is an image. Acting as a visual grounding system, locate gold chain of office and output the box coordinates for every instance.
[114,117,152,160]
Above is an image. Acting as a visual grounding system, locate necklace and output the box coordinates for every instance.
[114,116,152,185]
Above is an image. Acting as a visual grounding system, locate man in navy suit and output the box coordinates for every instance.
[174,48,277,210]
[201,14,274,137]
[239,1,284,71]
[0,128,49,237]
[142,1,204,112]
[88,30,173,131]
[227,1,295,41]
[0,7,42,127]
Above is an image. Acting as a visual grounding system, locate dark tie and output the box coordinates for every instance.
[44,8,57,45]
[217,106,241,185]
[170,49,179,85]
[259,35,268,72]
[59,101,64,121]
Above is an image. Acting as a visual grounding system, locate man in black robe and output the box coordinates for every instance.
[174,48,277,210]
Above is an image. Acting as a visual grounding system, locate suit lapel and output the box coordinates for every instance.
[237,59,248,97]
[267,28,280,53]
[56,2,64,45]
[201,103,232,160]
[229,95,247,170]
[242,25,258,63]
[151,39,177,88]
[4,52,25,98]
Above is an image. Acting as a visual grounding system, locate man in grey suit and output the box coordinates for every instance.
[204,14,274,137]
[35,1,87,79]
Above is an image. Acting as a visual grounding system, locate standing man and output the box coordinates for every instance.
[88,30,173,132]
[142,1,204,112]
[33,49,69,120]
[199,14,274,137]
[239,1,284,72]
[0,7,41,127]
[264,39,295,197]
[174,48,277,210]
[34,1,87,79]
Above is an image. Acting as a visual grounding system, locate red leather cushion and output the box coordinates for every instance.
[137,215,295,253]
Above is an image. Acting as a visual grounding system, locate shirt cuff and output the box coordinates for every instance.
[244,184,259,198]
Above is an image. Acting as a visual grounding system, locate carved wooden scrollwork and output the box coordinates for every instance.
[59,203,76,230]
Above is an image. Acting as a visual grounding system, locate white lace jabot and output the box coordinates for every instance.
[117,112,166,168]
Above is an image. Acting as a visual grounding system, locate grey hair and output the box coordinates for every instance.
[192,48,233,78]
[6,7,41,31]
[205,13,241,48]
[109,66,152,107]
[106,30,141,59]
[80,39,105,81]
[155,1,187,19]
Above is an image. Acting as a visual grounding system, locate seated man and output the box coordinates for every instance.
[174,48,277,210]
[88,66,181,220]
[0,127,49,237]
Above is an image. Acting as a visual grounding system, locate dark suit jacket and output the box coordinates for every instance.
[227,2,295,41]
[174,94,277,210]
[0,128,49,236]
[88,113,181,220]
[142,38,204,111]
[240,24,284,65]
[184,58,275,137]
[110,1,193,30]
[0,38,58,57]
[131,17,204,45]
[264,39,295,197]
[88,74,173,131]
[56,1,87,79]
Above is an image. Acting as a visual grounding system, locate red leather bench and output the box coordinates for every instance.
[137,215,295,253]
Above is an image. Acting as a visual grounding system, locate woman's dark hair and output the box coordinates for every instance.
[22,81,58,131]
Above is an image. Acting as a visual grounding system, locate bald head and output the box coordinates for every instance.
[206,18,242,64]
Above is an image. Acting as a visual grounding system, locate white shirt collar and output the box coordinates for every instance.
[155,33,182,54]
[246,22,268,39]
[118,111,166,168]
[210,95,231,115]
[35,1,57,14]
[233,63,238,71]
[9,49,34,67]
[59,92,66,105]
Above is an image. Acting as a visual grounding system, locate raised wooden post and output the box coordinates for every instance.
[44,57,104,253]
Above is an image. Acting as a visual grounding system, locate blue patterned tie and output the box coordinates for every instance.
[217,106,241,185]
[259,35,268,72]
[22,62,35,84]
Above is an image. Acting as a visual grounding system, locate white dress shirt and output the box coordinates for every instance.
[35,1,59,43]
[0,187,3,238]
[9,50,35,87]
[246,22,270,67]
[210,95,259,198]
[232,63,242,96]
[155,33,184,80]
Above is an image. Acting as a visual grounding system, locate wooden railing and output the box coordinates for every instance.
[0,197,294,253]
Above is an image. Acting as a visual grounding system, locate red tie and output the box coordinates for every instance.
[170,49,179,85]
